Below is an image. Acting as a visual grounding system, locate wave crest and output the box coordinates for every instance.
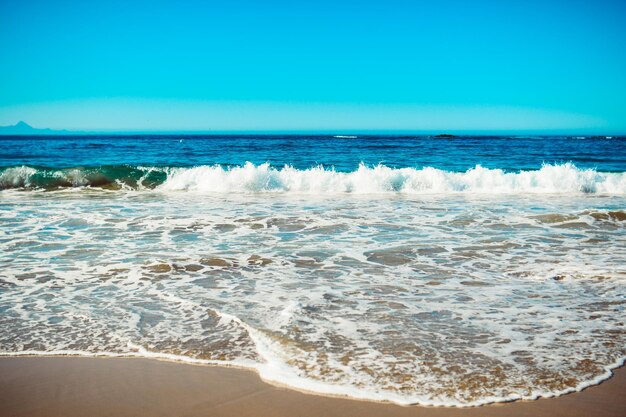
[159,162,626,194]
[1,163,625,194]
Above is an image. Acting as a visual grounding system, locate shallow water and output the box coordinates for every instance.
[0,135,625,406]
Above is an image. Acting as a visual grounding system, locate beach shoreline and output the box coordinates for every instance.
[1,356,625,417]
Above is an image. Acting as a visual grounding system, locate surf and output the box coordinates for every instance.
[2,162,625,194]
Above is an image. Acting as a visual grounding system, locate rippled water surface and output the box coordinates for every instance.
[0,135,625,406]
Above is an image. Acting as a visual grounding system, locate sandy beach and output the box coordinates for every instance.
[3,0,626,414]
[1,357,624,417]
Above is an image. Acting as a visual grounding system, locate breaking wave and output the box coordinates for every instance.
[1,162,625,194]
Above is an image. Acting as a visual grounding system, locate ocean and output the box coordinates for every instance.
[0,134,625,406]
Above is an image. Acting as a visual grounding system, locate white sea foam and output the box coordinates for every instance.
[2,163,625,194]
[158,163,626,194]
[0,166,37,188]
[0,190,624,406]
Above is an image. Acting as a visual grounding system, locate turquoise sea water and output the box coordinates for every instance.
[1,134,626,177]
[0,135,625,406]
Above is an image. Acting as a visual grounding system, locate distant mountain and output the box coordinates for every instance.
[0,121,72,135]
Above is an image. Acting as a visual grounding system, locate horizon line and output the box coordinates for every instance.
[1,121,625,136]
[1,130,625,136]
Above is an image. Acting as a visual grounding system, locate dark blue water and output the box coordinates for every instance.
[1,135,624,172]
[1,134,625,404]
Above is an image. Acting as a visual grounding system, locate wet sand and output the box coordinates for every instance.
[0,357,624,417]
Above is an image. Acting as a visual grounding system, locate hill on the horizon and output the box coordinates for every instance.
[0,121,71,135]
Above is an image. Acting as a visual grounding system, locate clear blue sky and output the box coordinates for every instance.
[1,0,625,132]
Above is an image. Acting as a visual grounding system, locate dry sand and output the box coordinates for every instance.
[1,357,624,417]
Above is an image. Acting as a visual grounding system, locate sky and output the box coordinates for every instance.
[1,0,625,132]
